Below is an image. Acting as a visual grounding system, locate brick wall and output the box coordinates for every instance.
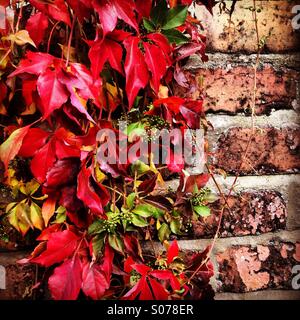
[183,0,300,300]
[0,0,300,300]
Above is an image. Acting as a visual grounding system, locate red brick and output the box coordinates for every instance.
[179,65,298,114]
[195,0,300,53]
[217,241,300,292]
[192,191,286,238]
[214,127,300,174]
[0,252,37,300]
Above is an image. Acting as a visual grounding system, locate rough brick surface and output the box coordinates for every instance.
[176,62,299,114]
[216,241,300,292]
[193,191,286,238]
[0,252,37,300]
[195,0,300,53]
[214,127,300,174]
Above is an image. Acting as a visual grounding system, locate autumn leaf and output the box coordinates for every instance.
[37,68,69,119]
[93,0,138,35]
[31,230,80,267]
[9,51,54,77]
[144,42,168,93]
[42,196,56,227]
[81,262,109,300]
[0,126,30,174]
[26,12,49,46]
[88,37,124,78]
[48,255,82,300]
[124,36,149,108]
[77,164,110,217]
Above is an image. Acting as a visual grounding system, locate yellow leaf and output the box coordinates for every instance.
[5,30,36,48]
[158,85,169,99]
[20,180,40,196]
[30,202,44,231]
[95,164,107,183]
[0,125,30,174]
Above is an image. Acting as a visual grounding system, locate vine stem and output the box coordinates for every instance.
[66,16,76,66]
[47,21,60,54]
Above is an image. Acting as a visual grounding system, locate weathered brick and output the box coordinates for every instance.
[193,190,287,238]
[0,252,37,300]
[216,241,300,293]
[176,58,299,114]
[194,0,300,53]
[214,127,300,174]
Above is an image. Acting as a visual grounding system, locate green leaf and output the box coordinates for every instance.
[132,214,149,227]
[126,193,136,210]
[193,205,211,217]
[162,29,189,45]
[88,220,106,235]
[158,223,171,242]
[162,5,188,30]
[131,160,151,176]
[151,0,168,26]
[108,234,124,254]
[143,18,156,32]
[170,219,183,235]
[91,234,106,257]
[125,122,146,142]
[132,204,157,218]
[204,192,219,203]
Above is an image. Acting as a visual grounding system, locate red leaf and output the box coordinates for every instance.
[101,243,114,283]
[135,0,152,19]
[148,278,169,300]
[22,78,37,109]
[37,68,69,119]
[48,256,82,300]
[30,139,56,183]
[139,278,153,300]
[179,173,210,193]
[150,270,181,291]
[93,0,138,35]
[167,150,184,173]
[124,36,149,108]
[44,158,80,189]
[18,128,50,158]
[153,97,185,114]
[29,0,71,26]
[144,42,167,93]
[131,263,151,276]
[9,52,54,77]
[122,275,147,300]
[32,230,80,267]
[147,33,172,64]
[59,186,84,213]
[88,38,123,78]
[0,125,30,172]
[66,0,92,22]
[26,12,49,46]
[77,165,110,216]
[167,240,179,264]
[37,224,61,241]
[81,262,109,300]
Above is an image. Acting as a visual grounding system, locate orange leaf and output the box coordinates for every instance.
[42,197,56,227]
[0,125,30,175]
